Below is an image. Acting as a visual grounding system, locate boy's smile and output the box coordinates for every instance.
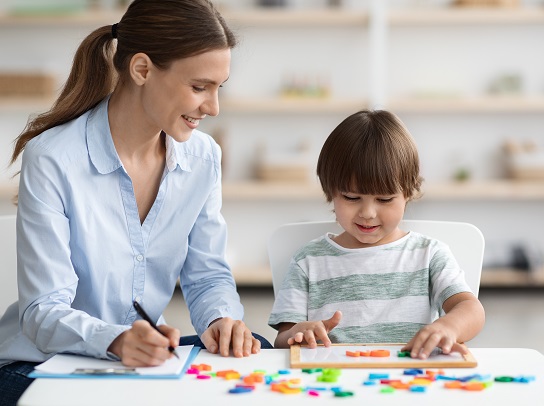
[332,192,408,249]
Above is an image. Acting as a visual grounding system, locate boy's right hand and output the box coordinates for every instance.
[286,311,342,348]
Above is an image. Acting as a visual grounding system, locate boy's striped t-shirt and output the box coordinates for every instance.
[268,231,472,343]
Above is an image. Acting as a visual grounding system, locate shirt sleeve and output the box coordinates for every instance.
[179,142,244,336]
[268,258,309,329]
[16,145,129,359]
[429,241,473,316]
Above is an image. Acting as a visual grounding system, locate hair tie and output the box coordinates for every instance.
[112,23,118,39]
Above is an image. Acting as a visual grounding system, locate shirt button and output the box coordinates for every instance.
[136,254,144,261]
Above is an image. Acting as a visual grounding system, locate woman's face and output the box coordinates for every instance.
[140,48,231,142]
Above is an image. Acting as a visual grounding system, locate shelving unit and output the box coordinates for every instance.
[388,7,544,25]
[221,97,368,114]
[0,10,124,26]
[1,2,544,289]
[222,180,544,201]
[222,8,368,27]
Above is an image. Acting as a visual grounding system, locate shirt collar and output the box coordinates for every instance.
[165,133,191,173]
[86,96,191,174]
[86,97,123,175]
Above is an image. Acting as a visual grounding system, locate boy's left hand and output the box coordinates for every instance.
[401,319,467,359]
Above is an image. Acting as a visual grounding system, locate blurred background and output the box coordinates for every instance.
[1,0,543,350]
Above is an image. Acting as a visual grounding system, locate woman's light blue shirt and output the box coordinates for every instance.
[0,97,243,367]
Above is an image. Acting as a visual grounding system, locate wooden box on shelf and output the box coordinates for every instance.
[503,140,544,181]
[0,72,56,98]
[454,0,520,6]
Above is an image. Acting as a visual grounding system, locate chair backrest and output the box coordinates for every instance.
[268,219,484,298]
[0,215,17,315]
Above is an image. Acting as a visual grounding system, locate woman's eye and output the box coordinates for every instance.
[192,86,205,92]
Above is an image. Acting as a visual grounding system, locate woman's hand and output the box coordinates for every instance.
[108,320,180,366]
[200,317,260,357]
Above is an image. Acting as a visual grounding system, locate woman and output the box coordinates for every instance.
[0,1,271,404]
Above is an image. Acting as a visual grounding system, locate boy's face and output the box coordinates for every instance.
[332,191,408,249]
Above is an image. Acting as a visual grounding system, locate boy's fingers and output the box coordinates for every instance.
[322,310,342,332]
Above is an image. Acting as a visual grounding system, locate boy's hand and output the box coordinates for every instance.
[401,319,467,359]
[286,311,342,348]
[403,292,485,359]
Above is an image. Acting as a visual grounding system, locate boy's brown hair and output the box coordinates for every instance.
[317,110,423,202]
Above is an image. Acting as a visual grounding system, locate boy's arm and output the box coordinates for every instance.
[402,292,485,359]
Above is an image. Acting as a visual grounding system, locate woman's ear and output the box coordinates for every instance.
[129,53,153,86]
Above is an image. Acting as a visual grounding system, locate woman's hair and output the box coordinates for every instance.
[11,0,236,164]
[317,110,423,202]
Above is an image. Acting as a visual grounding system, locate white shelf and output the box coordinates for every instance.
[7,95,543,115]
[222,181,323,201]
[223,9,368,27]
[2,7,543,27]
[0,183,17,201]
[222,180,544,202]
[232,266,272,287]
[221,98,368,114]
[0,96,54,113]
[4,180,540,202]
[422,181,544,201]
[480,267,544,288]
[389,7,544,26]
[0,10,125,26]
[388,96,544,114]
[232,265,544,288]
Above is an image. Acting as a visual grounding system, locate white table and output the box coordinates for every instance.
[18,348,544,406]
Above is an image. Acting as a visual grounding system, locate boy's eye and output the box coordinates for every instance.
[377,197,394,203]
[342,194,359,201]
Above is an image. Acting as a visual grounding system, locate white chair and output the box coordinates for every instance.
[0,215,17,316]
[268,220,485,298]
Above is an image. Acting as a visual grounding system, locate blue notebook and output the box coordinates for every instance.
[29,345,200,379]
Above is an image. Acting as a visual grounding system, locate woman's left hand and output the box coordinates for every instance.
[200,317,260,357]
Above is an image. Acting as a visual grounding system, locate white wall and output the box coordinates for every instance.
[1,1,544,279]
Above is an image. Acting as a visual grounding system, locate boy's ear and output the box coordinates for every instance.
[129,52,153,86]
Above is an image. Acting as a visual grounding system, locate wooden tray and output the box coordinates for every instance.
[290,343,477,369]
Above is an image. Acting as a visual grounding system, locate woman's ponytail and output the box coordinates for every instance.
[10,25,117,165]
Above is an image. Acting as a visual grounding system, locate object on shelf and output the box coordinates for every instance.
[453,0,520,7]
[328,0,343,7]
[488,73,523,95]
[9,0,87,15]
[280,73,331,100]
[453,167,471,182]
[503,140,544,180]
[483,240,543,274]
[257,0,287,7]
[255,141,312,183]
[0,72,56,98]
[116,0,130,9]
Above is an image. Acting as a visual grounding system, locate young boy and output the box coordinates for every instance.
[268,110,485,359]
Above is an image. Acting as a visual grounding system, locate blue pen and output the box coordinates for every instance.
[133,300,180,359]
